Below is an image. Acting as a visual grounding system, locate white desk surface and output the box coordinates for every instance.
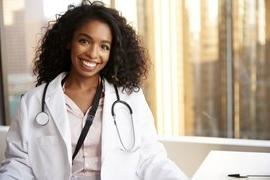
[192,150,270,180]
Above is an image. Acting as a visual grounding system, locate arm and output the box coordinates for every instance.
[135,90,188,180]
[0,96,35,179]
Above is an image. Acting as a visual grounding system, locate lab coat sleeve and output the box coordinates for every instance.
[135,91,188,180]
[0,96,35,180]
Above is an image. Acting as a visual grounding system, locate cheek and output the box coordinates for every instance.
[104,50,111,61]
[70,50,77,64]
[70,44,84,59]
[102,53,110,65]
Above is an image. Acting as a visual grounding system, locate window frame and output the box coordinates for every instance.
[0,0,11,125]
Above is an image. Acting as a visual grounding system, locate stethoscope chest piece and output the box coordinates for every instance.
[35,112,49,126]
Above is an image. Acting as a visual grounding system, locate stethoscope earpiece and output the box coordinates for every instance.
[35,112,49,126]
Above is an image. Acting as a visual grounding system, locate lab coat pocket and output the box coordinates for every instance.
[102,146,141,180]
[34,135,64,164]
[38,135,60,146]
[30,135,68,180]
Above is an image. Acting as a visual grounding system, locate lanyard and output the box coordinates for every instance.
[72,80,103,161]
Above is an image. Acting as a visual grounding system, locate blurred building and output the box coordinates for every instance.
[183,0,270,139]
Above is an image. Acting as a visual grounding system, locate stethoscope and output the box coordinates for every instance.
[35,82,50,126]
[112,85,136,152]
[35,79,137,152]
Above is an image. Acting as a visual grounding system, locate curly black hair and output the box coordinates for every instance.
[33,0,149,93]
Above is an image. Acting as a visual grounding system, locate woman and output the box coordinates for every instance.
[0,1,187,180]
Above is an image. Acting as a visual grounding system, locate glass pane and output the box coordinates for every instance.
[183,0,228,137]
[1,0,81,123]
[233,0,270,140]
[182,0,270,139]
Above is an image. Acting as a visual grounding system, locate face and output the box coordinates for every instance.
[69,19,112,79]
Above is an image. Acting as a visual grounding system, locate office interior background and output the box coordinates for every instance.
[0,0,270,141]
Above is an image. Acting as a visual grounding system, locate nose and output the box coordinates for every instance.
[87,44,98,59]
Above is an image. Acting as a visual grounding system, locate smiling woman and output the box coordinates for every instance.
[33,1,148,93]
[65,19,112,114]
[69,19,112,81]
[0,1,187,180]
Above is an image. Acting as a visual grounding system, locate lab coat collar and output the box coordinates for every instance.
[43,72,117,167]
[103,77,115,94]
[42,73,125,172]
[44,72,72,166]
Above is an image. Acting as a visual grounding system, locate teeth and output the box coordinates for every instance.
[82,60,96,68]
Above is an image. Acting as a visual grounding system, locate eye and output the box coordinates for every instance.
[78,38,89,45]
[101,44,110,51]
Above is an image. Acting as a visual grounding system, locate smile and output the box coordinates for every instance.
[81,59,97,70]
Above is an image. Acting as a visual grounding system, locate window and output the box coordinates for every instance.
[1,0,270,140]
[142,0,270,140]
[0,0,90,125]
[0,0,138,124]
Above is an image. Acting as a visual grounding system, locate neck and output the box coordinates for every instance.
[64,73,100,92]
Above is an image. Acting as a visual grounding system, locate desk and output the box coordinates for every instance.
[192,150,270,180]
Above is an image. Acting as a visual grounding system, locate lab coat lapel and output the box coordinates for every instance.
[44,73,72,166]
[101,81,142,179]
[101,80,119,162]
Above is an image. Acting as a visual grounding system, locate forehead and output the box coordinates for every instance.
[74,19,112,41]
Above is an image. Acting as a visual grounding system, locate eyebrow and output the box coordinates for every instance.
[77,33,112,44]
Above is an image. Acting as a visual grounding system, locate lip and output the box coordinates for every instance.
[80,58,98,71]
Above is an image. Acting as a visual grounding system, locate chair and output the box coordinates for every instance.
[0,126,9,162]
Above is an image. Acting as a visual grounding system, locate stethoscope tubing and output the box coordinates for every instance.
[111,100,133,116]
[112,85,137,152]
[41,82,49,112]
[111,99,136,152]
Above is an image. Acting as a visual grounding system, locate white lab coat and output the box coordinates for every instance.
[0,73,187,180]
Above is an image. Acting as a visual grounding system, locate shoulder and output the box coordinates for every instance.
[21,84,46,103]
[22,72,66,103]
[23,73,66,99]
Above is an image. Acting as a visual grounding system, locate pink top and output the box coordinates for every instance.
[63,87,104,180]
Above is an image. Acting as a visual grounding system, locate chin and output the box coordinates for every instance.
[80,71,100,78]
